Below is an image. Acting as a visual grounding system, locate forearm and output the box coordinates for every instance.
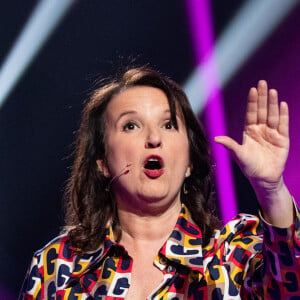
[243,203,300,298]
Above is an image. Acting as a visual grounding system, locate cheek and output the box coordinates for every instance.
[171,136,190,162]
[105,139,137,174]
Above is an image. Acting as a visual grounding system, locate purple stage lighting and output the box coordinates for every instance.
[185,0,237,223]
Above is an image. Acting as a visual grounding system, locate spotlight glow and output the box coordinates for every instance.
[184,0,297,223]
[0,0,75,109]
[185,0,237,223]
[184,0,298,113]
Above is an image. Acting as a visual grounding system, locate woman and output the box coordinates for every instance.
[20,67,300,299]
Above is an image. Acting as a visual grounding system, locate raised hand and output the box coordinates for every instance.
[215,80,293,227]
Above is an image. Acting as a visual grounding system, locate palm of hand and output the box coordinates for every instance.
[238,123,289,184]
[215,80,289,187]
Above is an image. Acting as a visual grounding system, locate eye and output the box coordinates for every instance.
[123,122,138,131]
[164,121,176,130]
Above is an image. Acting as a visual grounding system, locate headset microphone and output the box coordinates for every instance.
[106,163,132,191]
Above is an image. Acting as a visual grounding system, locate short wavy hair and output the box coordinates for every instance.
[64,66,220,251]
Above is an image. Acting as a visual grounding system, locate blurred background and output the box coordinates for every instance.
[1,0,300,298]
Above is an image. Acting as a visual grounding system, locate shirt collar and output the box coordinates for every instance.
[158,203,204,274]
[67,203,205,285]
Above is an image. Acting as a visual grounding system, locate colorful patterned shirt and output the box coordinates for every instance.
[20,203,300,299]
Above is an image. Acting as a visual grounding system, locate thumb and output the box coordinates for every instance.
[214,136,240,155]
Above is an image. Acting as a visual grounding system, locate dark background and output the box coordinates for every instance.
[1,1,300,298]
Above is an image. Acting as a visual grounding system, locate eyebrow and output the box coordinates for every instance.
[116,109,172,122]
[116,110,138,123]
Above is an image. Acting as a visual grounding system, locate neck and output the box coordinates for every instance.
[117,198,181,245]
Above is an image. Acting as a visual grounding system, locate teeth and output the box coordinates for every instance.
[145,158,161,170]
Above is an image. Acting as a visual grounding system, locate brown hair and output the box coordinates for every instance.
[64,66,220,251]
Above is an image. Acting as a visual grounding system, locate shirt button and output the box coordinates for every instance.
[166,265,173,272]
[159,256,167,265]
[190,270,199,282]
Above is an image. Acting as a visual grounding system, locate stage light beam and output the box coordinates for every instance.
[0,0,75,109]
[184,0,298,113]
[185,0,238,223]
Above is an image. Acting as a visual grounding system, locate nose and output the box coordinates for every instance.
[145,127,162,148]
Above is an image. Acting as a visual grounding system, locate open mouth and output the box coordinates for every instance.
[143,155,164,178]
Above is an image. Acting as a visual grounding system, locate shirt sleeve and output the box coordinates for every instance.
[242,200,300,298]
[19,254,42,300]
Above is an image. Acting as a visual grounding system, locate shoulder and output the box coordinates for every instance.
[211,213,264,252]
[221,213,262,237]
[32,232,74,266]
[21,233,74,297]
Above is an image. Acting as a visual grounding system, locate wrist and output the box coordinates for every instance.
[250,176,285,203]
[252,181,294,227]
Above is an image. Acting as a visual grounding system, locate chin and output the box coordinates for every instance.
[137,190,180,206]
[137,193,167,203]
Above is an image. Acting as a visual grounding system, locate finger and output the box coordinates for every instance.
[267,89,279,129]
[246,87,258,125]
[214,136,240,155]
[278,101,289,137]
[257,80,268,124]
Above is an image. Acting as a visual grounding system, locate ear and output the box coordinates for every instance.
[96,159,111,178]
[185,165,192,178]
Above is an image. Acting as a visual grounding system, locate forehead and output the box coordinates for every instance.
[105,86,172,118]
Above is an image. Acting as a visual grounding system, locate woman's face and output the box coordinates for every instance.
[97,86,190,212]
